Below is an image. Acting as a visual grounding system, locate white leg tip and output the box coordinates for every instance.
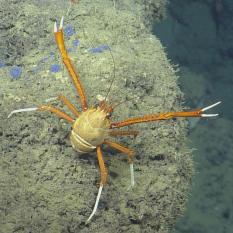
[7,107,38,118]
[85,184,103,224]
[127,163,135,191]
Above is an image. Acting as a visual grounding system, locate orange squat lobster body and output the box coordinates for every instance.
[70,106,110,153]
[8,16,220,224]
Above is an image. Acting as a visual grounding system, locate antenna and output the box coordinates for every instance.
[104,44,116,102]
[75,23,116,104]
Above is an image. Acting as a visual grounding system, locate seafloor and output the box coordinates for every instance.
[1,0,225,233]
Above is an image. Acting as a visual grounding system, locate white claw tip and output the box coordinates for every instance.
[200,101,221,117]
[54,21,58,33]
[201,101,221,112]
[201,113,219,117]
[59,16,64,30]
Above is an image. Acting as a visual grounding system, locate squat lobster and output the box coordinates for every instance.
[8,16,221,223]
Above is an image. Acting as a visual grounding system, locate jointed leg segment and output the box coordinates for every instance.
[103,140,135,187]
[54,17,88,110]
[103,140,135,163]
[96,146,108,185]
[8,104,75,123]
[86,146,107,224]
[111,101,221,128]
[86,141,135,223]
[56,95,80,117]
[37,105,74,123]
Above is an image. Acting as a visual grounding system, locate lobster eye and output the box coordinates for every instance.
[106,112,112,118]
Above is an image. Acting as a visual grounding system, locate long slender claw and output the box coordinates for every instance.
[8,107,38,118]
[86,184,103,224]
[201,101,221,117]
